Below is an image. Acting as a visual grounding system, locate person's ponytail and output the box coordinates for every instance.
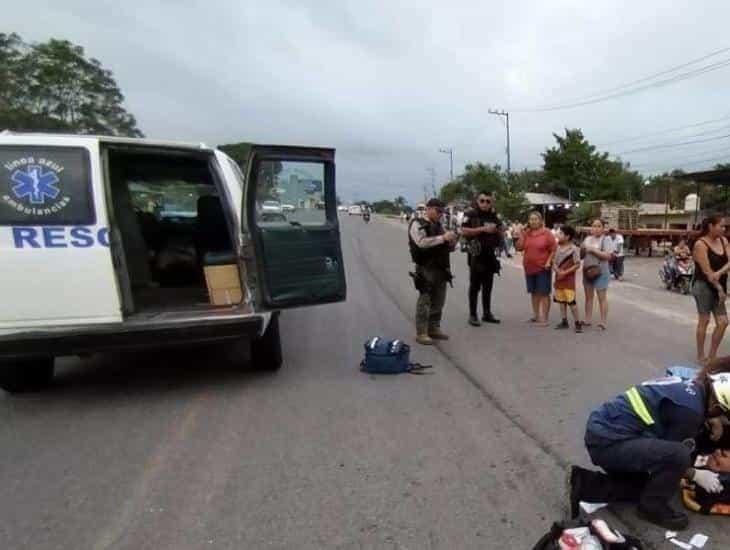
[700,214,723,237]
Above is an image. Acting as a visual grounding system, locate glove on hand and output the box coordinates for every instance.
[694,469,723,493]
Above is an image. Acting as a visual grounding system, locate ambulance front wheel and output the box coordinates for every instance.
[0,357,55,393]
[251,314,282,371]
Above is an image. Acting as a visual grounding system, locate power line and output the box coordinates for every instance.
[617,133,730,155]
[640,153,730,173]
[579,47,730,99]
[615,124,730,156]
[629,145,730,168]
[520,58,730,112]
[514,47,730,113]
[598,114,730,147]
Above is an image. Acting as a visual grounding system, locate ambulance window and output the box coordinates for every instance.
[0,146,94,225]
[254,160,326,227]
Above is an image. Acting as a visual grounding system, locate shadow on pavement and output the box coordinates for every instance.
[2,341,275,406]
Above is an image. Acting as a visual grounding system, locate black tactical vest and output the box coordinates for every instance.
[408,218,450,271]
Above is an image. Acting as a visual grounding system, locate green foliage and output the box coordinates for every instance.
[371,199,399,214]
[365,196,409,215]
[509,169,545,193]
[218,142,253,168]
[0,33,142,136]
[437,162,529,221]
[542,129,642,202]
[438,180,470,204]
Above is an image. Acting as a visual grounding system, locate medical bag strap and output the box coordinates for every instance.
[407,363,433,375]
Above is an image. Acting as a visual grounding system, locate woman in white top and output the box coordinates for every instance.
[581,219,613,330]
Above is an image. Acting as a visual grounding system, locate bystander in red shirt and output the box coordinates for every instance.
[522,227,557,275]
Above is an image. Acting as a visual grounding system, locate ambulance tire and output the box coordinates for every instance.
[0,357,55,393]
[251,314,282,371]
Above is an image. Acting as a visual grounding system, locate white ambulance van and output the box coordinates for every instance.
[0,133,347,392]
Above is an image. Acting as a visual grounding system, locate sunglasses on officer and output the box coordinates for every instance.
[478,197,492,205]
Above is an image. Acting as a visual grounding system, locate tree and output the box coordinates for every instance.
[542,129,642,202]
[0,33,142,136]
[437,162,528,221]
[218,142,253,168]
[460,162,504,195]
[371,199,399,214]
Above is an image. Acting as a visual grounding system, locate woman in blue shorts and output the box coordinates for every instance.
[515,211,557,325]
[581,219,612,330]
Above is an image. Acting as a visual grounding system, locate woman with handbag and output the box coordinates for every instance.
[581,219,613,330]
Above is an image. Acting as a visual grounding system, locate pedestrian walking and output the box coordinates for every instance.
[503,221,514,257]
[608,228,625,280]
[515,211,556,326]
[692,214,730,364]
[408,198,457,345]
[553,225,583,333]
[581,219,612,330]
[461,192,502,326]
[568,358,730,530]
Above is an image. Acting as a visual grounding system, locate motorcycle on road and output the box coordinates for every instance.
[659,252,694,294]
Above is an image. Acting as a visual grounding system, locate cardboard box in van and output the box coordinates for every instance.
[204,264,243,305]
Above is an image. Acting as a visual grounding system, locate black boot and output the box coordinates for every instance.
[566,466,646,518]
[482,314,500,324]
[637,502,689,531]
[468,315,481,327]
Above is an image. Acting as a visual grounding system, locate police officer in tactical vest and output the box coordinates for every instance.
[460,191,502,326]
[568,362,730,530]
[408,198,457,345]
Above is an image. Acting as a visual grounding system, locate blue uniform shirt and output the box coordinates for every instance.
[586,376,706,446]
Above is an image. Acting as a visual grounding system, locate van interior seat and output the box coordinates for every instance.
[195,195,233,262]
[111,180,153,288]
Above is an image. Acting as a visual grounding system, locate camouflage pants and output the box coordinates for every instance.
[415,266,448,335]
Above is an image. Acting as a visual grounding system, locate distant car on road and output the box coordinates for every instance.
[262,200,283,214]
[281,203,296,212]
[337,205,348,213]
[348,205,363,215]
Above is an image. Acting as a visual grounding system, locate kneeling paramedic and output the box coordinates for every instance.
[569,363,730,530]
[408,198,457,345]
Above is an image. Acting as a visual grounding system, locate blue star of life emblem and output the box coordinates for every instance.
[10,165,61,205]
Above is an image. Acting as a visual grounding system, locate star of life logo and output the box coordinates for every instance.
[3,157,70,217]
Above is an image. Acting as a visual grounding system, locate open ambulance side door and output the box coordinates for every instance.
[242,145,346,310]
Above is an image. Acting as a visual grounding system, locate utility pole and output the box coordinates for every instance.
[488,109,511,176]
[439,147,454,181]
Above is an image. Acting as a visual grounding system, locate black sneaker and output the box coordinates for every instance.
[468,315,481,327]
[575,321,584,333]
[482,314,501,324]
[555,319,569,330]
[637,502,689,531]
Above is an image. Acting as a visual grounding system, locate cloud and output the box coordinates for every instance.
[5,0,730,203]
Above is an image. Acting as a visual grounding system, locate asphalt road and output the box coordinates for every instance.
[1,215,728,549]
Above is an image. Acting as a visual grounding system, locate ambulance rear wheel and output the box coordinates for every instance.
[0,357,55,393]
[251,314,282,371]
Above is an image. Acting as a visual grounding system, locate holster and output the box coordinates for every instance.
[409,271,430,293]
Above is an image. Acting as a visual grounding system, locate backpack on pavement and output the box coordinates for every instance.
[360,337,432,375]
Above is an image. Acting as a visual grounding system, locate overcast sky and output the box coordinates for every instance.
[6,1,730,203]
